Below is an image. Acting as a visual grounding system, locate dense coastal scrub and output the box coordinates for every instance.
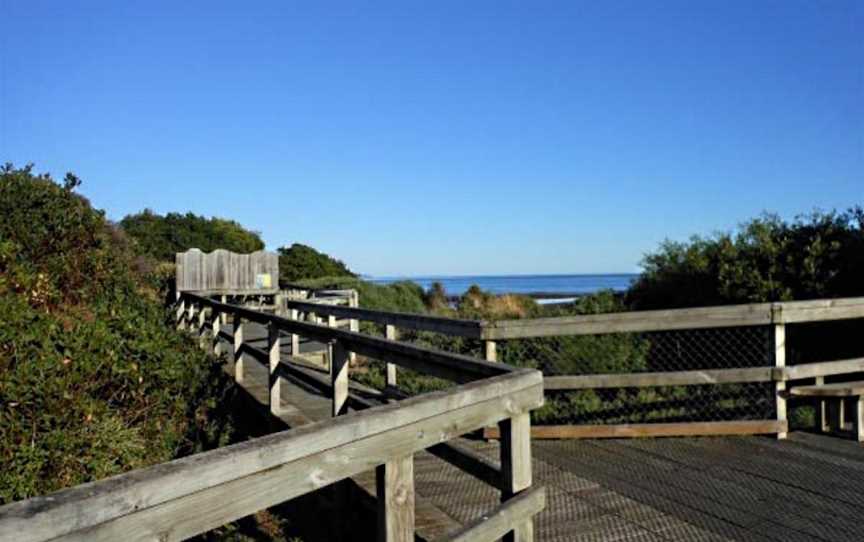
[277,244,355,283]
[0,165,236,504]
[628,208,864,309]
[120,209,265,263]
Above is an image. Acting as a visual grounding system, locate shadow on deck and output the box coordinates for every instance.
[226,323,864,542]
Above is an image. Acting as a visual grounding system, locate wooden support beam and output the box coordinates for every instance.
[234,315,245,384]
[211,309,222,356]
[197,307,208,350]
[485,340,497,362]
[376,454,415,542]
[437,487,545,542]
[385,324,398,388]
[857,397,864,442]
[288,308,300,356]
[331,341,349,417]
[544,366,774,390]
[775,323,787,439]
[498,413,534,542]
[268,321,282,416]
[175,299,186,330]
[484,419,786,439]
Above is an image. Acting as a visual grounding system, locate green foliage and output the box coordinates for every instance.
[292,276,426,313]
[628,208,864,309]
[0,165,235,503]
[120,209,264,262]
[277,244,355,283]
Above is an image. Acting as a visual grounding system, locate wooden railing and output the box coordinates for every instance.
[282,295,864,440]
[0,292,545,542]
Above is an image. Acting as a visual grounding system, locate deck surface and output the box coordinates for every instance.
[220,323,864,542]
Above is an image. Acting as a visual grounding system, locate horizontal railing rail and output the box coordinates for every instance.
[275,294,864,441]
[285,298,485,338]
[0,292,545,542]
[482,296,864,339]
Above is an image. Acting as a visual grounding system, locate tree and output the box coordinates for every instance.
[277,243,355,283]
[627,208,864,309]
[119,210,264,262]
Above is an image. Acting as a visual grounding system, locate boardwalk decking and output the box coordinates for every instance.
[226,323,864,542]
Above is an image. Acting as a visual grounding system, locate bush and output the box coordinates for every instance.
[292,276,427,314]
[628,208,864,309]
[277,244,355,283]
[0,165,235,503]
[120,209,264,263]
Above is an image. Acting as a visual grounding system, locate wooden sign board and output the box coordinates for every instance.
[175,249,279,294]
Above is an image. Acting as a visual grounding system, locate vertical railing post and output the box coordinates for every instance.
[197,305,208,350]
[212,307,223,356]
[234,313,245,383]
[774,316,787,440]
[376,454,415,542]
[220,295,228,325]
[385,324,398,389]
[331,339,349,417]
[288,308,300,357]
[485,340,497,362]
[348,291,359,364]
[499,413,534,542]
[186,302,196,333]
[176,297,186,330]
[269,320,282,416]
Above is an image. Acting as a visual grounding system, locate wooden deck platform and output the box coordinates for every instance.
[224,324,864,542]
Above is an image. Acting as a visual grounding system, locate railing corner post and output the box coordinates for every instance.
[385,324,398,388]
[499,412,534,542]
[376,454,415,542]
[331,340,349,417]
[234,313,245,384]
[774,323,787,439]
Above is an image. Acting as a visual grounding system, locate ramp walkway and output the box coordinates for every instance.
[229,322,864,542]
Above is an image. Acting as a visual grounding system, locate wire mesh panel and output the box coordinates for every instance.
[497,326,776,425]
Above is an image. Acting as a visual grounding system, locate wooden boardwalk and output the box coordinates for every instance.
[227,324,864,542]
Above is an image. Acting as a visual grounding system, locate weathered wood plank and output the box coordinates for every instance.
[0,370,543,542]
[331,340,349,417]
[790,380,864,397]
[185,294,509,383]
[544,366,774,390]
[376,455,415,542]
[499,413,534,542]
[436,486,545,542]
[782,357,864,380]
[286,299,484,338]
[775,323,787,439]
[482,296,864,339]
[482,303,774,339]
[484,420,786,439]
[176,249,278,294]
[45,385,541,542]
[385,324,398,387]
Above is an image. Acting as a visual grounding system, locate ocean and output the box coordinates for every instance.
[369,273,639,299]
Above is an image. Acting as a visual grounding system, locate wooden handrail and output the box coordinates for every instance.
[1,293,545,542]
[285,299,485,338]
[482,296,864,339]
[0,370,543,542]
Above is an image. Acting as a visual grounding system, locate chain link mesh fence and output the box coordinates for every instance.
[495,326,776,425]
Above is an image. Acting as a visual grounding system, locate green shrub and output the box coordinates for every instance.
[628,208,864,309]
[277,244,355,283]
[0,165,235,503]
[293,276,427,314]
[120,209,264,263]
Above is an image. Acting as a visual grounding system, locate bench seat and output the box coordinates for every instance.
[789,380,864,442]
[790,381,864,397]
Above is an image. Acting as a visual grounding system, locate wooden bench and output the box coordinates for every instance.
[790,380,864,442]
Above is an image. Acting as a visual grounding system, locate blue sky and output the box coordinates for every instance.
[2,1,861,276]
